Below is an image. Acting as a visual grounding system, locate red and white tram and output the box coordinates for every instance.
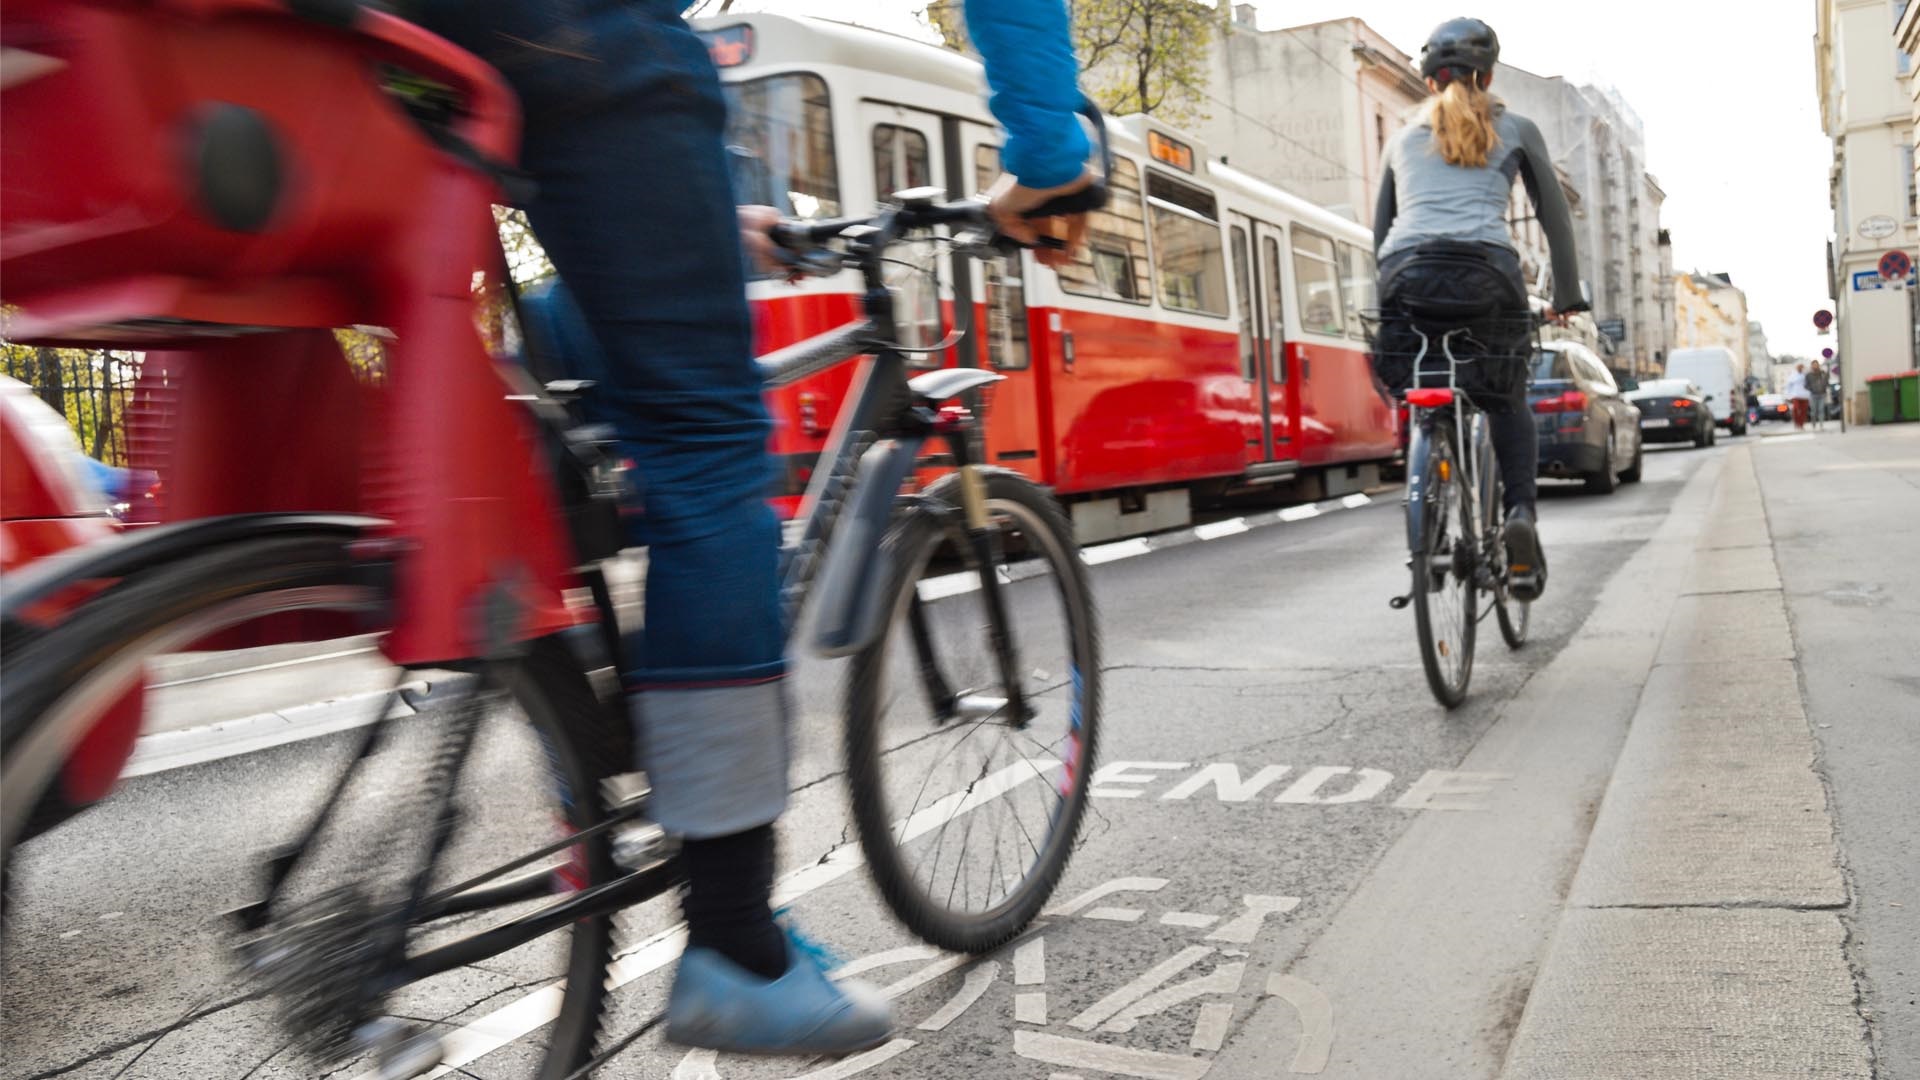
[699,15,1399,541]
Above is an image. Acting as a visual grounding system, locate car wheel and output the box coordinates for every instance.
[1585,426,1618,494]
[1693,424,1711,449]
[1620,435,1644,484]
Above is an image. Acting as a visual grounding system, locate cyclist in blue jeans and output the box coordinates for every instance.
[411,0,1095,1055]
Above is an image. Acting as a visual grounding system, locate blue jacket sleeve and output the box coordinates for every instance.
[964,0,1091,189]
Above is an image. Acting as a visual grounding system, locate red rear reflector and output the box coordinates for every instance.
[1406,389,1455,407]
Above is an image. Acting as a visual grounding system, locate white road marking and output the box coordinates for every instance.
[1081,538,1153,566]
[1280,505,1322,522]
[1014,936,1046,984]
[1193,518,1250,541]
[370,758,1057,1079]
[877,951,973,1000]
[917,961,998,1031]
[1103,960,1246,1034]
[1341,493,1373,509]
[1043,877,1171,917]
[1089,762,1191,799]
[1273,766,1394,805]
[1159,912,1220,929]
[1016,991,1049,1025]
[1069,945,1213,1031]
[1207,895,1300,944]
[1192,1002,1235,1053]
[891,757,1064,845]
[1083,906,1146,922]
[1266,974,1335,1074]
[1014,1030,1211,1080]
[1390,770,1513,811]
[1163,763,1292,802]
[835,945,942,979]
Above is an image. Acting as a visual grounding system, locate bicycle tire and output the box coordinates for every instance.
[1482,448,1530,652]
[846,469,1100,954]
[1412,420,1477,707]
[0,534,619,1079]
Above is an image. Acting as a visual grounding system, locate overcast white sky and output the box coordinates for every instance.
[724,1,1836,359]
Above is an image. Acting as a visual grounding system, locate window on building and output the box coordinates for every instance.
[1291,227,1345,336]
[1054,157,1152,304]
[1231,225,1257,379]
[871,124,931,202]
[721,73,840,223]
[974,146,1031,370]
[1339,242,1377,341]
[1147,171,1229,316]
[1904,142,1918,219]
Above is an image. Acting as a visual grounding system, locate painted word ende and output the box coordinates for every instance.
[1091,761,1512,811]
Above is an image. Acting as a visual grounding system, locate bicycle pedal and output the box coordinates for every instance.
[1388,594,1412,610]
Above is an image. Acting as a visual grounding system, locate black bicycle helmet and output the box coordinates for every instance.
[1420,17,1500,80]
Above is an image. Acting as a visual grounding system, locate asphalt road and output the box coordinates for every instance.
[3,440,1726,1080]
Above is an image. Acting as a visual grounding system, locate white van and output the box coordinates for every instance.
[1664,347,1746,435]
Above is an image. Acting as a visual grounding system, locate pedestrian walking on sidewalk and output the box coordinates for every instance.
[1788,363,1811,429]
[1807,360,1832,430]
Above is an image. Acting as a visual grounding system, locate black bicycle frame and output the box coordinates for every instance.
[244,209,1029,992]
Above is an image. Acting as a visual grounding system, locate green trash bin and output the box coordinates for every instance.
[1869,376,1899,423]
[1901,372,1920,421]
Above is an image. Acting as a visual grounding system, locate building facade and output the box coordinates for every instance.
[1195,13,1427,226]
[1495,64,1668,375]
[1673,272,1750,372]
[1823,0,1918,420]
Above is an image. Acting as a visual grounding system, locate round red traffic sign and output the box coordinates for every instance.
[1814,309,1834,330]
[1880,250,1912,282]
[1823,348,1835,359]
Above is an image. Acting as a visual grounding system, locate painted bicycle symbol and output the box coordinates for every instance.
[672,876,1334,1079]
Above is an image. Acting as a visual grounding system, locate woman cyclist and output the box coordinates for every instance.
[1374,17,1585,601]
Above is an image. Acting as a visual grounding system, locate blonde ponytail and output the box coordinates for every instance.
[1428,78,1498,168]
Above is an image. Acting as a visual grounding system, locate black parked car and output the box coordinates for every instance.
[1528,341,1644,494]
[1626,377,1716,448]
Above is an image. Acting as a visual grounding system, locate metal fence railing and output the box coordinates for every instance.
[1,345,143,466]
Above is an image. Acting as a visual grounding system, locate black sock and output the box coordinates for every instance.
[681,825,789,980]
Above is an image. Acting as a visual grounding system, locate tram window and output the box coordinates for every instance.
[1053,158,1152,305]
[974,146,1031,370]
[1147,172,1228,317]
[1231,225,1256,379]
[1291,227,1345,336]
[872,124,931,202]
[721,73,839,274]
[1339,242,1378,342]
[1264,235,1287,383]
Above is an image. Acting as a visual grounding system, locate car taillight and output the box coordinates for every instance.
[1672,398,1694,409]
[1532,390,1588,414]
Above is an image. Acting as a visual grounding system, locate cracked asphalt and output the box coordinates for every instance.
[3,442,1721,1080]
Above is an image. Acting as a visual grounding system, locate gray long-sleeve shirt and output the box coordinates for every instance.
[1374,104,1584,313]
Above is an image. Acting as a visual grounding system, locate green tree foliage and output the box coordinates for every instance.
[0,342,141,464]
[923,0,1221,127]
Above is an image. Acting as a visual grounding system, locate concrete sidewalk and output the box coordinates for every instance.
[1500,430,1915,1079]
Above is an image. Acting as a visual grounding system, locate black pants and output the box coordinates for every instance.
[1378,243,1537,511]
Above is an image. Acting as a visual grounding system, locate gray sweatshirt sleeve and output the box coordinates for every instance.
[1373,160,1397,257]
[1513,115,1585,312]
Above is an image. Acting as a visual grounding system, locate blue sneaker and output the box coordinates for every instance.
[665,938,894,1055]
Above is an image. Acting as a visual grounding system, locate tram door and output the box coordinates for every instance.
[1255,221,1298,458]
[957,121,1045,483]
[1229,214,1295,465]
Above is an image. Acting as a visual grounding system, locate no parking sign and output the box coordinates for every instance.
[1880,250,1912,283]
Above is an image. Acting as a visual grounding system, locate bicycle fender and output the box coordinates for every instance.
[1403,419,1432,553]
[810,436,926,658]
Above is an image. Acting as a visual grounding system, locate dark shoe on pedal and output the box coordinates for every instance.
[665,935,893,1055]
[1504,502,1547,602]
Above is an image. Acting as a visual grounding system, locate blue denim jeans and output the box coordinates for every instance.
[417,0,788,837]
